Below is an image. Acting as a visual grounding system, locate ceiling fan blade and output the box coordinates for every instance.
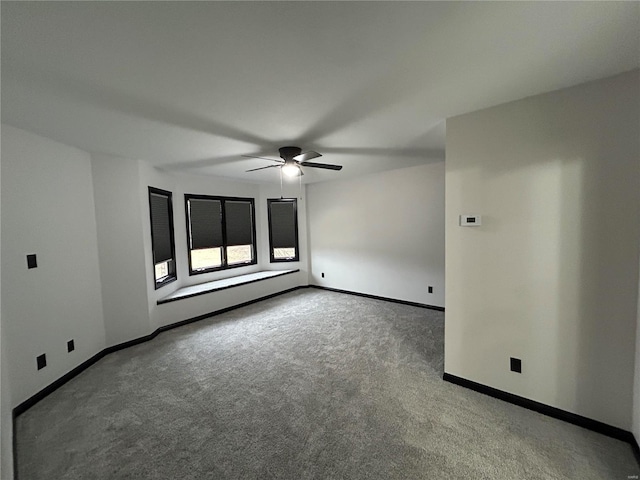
[242,154,283,163]
[294,150,322,162]
[298,161,342,171]
[246,165,280,172]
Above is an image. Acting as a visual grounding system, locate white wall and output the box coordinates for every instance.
[307,163,445,307]
[0,127,311,475]
[140,166,309,328]
[93,157,312,336]
[0,334,11,480]
[93,157,313,340]
[92,155,152,347]
[633,255,640,442]
[0,132,12,480]
[445,70,640,429]
[1,125,106,407]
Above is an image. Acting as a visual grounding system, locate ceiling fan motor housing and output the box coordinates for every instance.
[279,146,302,162]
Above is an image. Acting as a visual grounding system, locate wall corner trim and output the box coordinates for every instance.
[443,372,638,458]
[308,285,445,311]
[13,285,308,419]
[632,433,640,468]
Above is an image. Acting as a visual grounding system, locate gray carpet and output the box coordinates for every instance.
[16,289,639,479]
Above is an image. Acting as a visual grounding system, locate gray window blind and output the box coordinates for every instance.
[270,201,297,248]
[189,198,223,249]
[150,192,173,263]
[225,201,253,246]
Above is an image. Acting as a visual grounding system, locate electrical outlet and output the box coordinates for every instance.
[428,286,433,294]
[67,339,75,352]
[27,254,38,269]
[36,354,47,370]
[510,357,522,373]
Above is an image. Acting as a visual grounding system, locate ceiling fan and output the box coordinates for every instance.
[244,146,342,177]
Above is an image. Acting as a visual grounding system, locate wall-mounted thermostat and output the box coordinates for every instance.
[460,215,481,226]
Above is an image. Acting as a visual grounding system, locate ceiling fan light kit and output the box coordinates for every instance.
[282,164,301,177]
[243,146,343,178]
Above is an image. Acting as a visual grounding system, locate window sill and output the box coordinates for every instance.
[189,259,257,276]
[155,275,177,290]
[157,269,299,305]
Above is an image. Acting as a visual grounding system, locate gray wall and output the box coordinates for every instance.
[445,70,640,429]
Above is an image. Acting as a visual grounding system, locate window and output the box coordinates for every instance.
[267,198,299,262]
[185,194,257,274]
[149,187,177,289]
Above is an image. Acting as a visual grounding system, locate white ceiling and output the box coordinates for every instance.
[2,1,638,184]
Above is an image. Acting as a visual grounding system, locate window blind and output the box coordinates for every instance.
[270,200,297,248]
[150,192,174,263]
[189,198,223,249]
[225,201,253,246]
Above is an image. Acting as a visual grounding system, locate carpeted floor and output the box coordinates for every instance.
[16,289,639,479]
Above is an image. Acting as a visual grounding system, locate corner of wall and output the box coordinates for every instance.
[0,332,13,480]
[0,140,13,480]
[91,154,153,347]
[633,248,640,442]
[306,164,445,305]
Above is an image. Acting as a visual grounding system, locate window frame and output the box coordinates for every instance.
[148,187,177,289]
[267,198,300,263]
[184,194,258,275]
